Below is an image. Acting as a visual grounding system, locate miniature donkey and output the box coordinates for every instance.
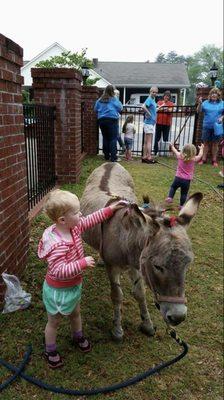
[80,162,203,340]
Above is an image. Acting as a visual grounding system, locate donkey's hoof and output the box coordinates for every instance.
[139,323,156,337]
[111,329,123,342]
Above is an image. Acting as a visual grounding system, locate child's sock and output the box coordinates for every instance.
[45,343,56,353]
[73,330,83,341]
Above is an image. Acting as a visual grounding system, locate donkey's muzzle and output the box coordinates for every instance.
[160,303,187,326]
[166,312,186,326]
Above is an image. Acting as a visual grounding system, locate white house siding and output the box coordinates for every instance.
[87,69,110,88]
[21,43,67,86]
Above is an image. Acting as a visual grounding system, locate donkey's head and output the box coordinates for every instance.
[139,192,203,326]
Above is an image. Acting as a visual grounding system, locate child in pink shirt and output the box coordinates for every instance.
[38,189,125,369]
[165,143,204,207]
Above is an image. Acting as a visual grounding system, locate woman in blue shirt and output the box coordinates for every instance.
[141,87,160,164]
[94,85,123,162]
[197,88,224,167]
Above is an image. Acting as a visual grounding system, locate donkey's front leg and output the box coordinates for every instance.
[128,268,155,336]
[107,267,124,341]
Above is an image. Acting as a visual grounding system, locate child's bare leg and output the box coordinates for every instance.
[44,313,63,367]
[69,303,82,334]
[45,313,61,345]
[69,304,91,352]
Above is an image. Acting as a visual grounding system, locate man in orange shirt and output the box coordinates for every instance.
[154,91,174,155]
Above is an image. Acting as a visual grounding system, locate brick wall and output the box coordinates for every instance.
[0,35,29,305]
[31,68,83,184]
[194,88,211,145]
[82,86,100,155]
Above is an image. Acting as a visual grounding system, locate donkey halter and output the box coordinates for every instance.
[106,194,187,305]
[145,266,187,305]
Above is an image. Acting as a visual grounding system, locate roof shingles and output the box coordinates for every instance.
[93,62,190,88]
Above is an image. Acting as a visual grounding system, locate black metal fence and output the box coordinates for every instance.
[23,104,56,210]
[98,105,197,156]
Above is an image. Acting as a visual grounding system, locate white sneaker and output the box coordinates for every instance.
[219,171,224,178]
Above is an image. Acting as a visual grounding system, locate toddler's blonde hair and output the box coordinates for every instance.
[181,144,196,161]
[44,189,80,222]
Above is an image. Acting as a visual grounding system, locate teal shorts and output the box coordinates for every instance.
[43,281,82,316]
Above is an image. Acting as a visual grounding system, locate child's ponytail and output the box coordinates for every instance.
[182,144,197,161]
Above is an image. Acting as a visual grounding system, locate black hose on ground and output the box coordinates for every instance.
[0,330,188,396]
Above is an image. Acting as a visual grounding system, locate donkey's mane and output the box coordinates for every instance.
[141,194,164,218]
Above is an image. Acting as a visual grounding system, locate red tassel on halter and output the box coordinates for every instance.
[169,216,177,227]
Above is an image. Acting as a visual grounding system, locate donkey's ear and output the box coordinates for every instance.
[121,203,146,230]
[131,203,147,222]
[177,192,203,228]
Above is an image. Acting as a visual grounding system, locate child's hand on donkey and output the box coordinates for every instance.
[110,200,129,212]
[85,256,95,268]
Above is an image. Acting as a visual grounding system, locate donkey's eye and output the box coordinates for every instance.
[154,265,164,273]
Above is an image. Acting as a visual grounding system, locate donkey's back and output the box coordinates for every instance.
[81,162,136,250]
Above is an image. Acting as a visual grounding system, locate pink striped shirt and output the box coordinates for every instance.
[38,207,113,288]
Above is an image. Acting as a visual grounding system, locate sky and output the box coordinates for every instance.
[1,0,223,62]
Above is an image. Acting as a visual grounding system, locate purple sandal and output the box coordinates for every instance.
[44,350,63,369]
[73,336,91,353]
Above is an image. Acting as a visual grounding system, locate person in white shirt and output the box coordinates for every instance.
[122,115,136,161]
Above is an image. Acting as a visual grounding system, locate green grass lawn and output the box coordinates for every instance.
[0,156,223,400]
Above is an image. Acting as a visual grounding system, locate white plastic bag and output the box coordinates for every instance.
[2,273,31,314]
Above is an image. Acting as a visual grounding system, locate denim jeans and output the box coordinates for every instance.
[168,176,191,206]
[99,118,118,162]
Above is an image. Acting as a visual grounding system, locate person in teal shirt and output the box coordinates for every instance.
[142,87,162,164]
[197,88,224,167]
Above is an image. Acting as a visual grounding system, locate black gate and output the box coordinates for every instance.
[98,105,197,156]
[23,104,56,210]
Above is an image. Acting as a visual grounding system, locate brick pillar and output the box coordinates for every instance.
[31,68,83,184]
[194,87,211,145]
[0,35,29,305]
[82,86,100,155]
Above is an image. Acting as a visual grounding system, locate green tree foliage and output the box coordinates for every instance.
[155,52,166,63]
[22,89,33,104]
[35,49,99,86]
[36,48,92,69]
[186,45,223,103]
[155,51,186,64]
[186,45,223,86]
[155,45,223,103]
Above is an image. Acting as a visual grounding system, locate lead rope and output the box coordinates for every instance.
[0,327,188,396]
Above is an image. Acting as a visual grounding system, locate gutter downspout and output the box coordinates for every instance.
[123,87,126,105]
